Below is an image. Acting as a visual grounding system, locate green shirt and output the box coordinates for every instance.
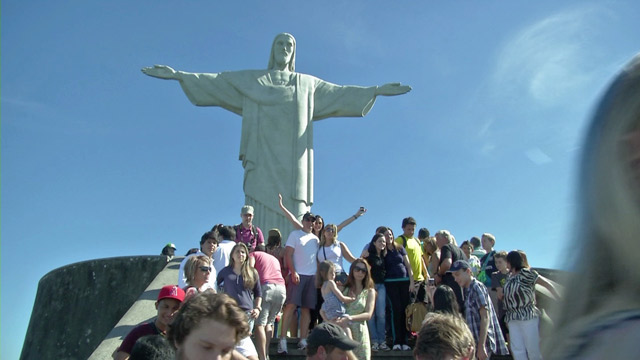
[395,235,425,281]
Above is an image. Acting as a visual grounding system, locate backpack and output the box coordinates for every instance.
[406,301,428,333]
[234,224,258,249]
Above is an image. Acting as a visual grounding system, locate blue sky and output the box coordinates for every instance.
[2,1,639,358]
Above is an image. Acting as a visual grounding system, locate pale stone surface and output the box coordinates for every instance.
[142,33,410,234]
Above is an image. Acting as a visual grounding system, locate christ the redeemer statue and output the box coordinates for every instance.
[142,33,411,235]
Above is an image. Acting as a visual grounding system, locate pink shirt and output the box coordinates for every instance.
[250,251,285,286]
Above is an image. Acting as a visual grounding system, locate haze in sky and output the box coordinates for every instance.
[2,1,639,358]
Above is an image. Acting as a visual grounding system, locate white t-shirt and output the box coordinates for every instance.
[286,229,319,276]
[212,239,236,275]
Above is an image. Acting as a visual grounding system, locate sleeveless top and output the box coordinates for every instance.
[317,241,345,273]
[321,285,346,319]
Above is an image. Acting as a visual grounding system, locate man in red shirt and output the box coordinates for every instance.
[113,285,185,360]
[235,205,265,251]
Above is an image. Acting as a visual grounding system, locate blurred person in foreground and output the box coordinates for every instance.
[544,54,640,359]
[168,292,250,360]
[414,312,475,360]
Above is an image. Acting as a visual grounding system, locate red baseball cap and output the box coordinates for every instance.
[157,285,186,302]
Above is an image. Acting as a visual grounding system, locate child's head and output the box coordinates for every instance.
[494,251,508,272]
[316,260,336,287]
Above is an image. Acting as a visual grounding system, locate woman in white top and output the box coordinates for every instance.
[316,224,358,284]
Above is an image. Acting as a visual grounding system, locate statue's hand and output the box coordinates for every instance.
[141,65,178,80]
[376,82,412,96]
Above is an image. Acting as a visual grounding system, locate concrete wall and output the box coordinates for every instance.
[20,256,170,360]
[89,257,182,359]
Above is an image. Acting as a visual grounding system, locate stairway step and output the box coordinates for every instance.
[267,338,415,359]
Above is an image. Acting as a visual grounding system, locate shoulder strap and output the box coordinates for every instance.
[480,251,492,269]
[250,225,258,246]
[400,235,408,248]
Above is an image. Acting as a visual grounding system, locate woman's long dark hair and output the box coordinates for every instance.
[433,285,460,316]
[367,233,387,258]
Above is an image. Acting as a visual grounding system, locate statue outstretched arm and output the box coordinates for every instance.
[141,65,181,80]
[374,83,412,96]
[279,193,304,230]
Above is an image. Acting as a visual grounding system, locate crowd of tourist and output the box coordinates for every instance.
[115,199,565,360]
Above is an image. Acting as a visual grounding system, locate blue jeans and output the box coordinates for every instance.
[368,283,386,344]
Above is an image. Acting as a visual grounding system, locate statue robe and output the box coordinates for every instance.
[177,69,377,236]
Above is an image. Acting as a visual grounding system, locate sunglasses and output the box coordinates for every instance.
[199,266,212,272]
[354,266,367,273]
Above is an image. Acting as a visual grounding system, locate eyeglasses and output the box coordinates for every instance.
[324,227,335,232]
[303,217,314,222]
[199,266,212,272]
[354,266,367,273]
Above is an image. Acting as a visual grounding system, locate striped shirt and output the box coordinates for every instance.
[503,268,540,322]
[464,278,510,355]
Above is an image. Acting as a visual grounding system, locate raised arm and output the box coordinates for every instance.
[374,83,412,96]
[279,193,303,230]
[141,65,182,80]
[336,207,367,233]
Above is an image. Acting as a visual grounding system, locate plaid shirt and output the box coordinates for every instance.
[464,278,509,356]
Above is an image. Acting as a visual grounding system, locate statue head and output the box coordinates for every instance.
[268,33,296,72]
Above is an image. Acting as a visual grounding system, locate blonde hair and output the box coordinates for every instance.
[481,233,496,245]
[319,224,338,247]
[423,237,438,255]
[544,54,640,358]
[184,255,210,287]
[229,243,258,290]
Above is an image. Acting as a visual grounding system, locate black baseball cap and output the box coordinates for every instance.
[302,212,317,221]
[307,322,359,351]
[447,260,471,273]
